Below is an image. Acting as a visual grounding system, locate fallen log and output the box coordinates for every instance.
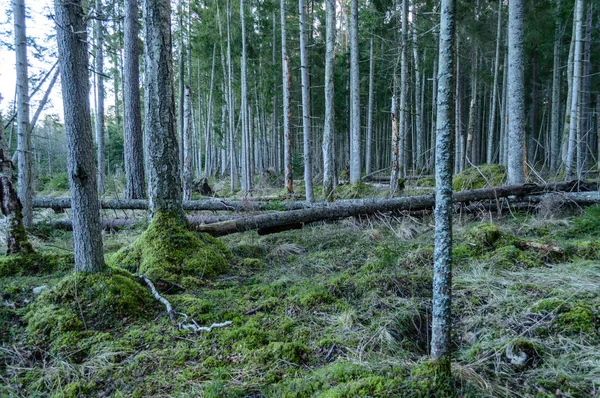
[43,215,244,231]
[192,181,596,236]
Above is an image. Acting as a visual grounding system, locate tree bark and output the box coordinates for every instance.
[430,0,455,373]
[365,36,374,177]
[142,0,183,218]
[13,0,33,227]
[94,0,106,194]
[507,0,526,184]
[487,0,502,164]
[123,0,145,199]
[349,0,361,183]
[281,0,294,195]
[550,0,562,172]
[323,0,336,197]
[54,0,105,272]
[183,85,194,200]
[565,0,583,181]
[299,0,314,201]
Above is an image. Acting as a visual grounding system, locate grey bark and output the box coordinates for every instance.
[561,11,576,164]
[281,0,294,194]
[507,0,526,185]
[177,0,185,178]
[550,0,562,172]
[240,0,251,193]
[123,0,145,199]
[398,0,408,175]
[565,0,583,181]
[30,68,60,133]
[13,0,33,227]
[431,0,455,367]
[54,0,105,272]
[299,0,314,201]
[94,0,106,194]
[487,0,502,164]
[183,86,193,200]
[349,0,361,183]
[142,0,183,217]
[322,0,336,197]
[226,0,237,193]
[413,26,423,172]
[365,36,374,177]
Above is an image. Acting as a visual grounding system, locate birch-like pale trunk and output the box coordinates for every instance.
[240,0,251,193]
[322,0,336,196]
[177,0,185,178]
[349,0,361,183]
[281,0,294,194]
[565,0,583,181]
[55,0,105,272]
[578,4,591,177]
[507,0,526,185]
[299,0,313,201]
[499,51,508,166]
[487,0,502,163]
[142,0,183,218]
[94,0,106,194]
[550,0,562,172]
[204,44,216,177]
[13,0,33,227]
[431,0,455,372]
[226,0,237,193]
[561,11,576,164]
[412,25,423,172]
[365,36,374,177]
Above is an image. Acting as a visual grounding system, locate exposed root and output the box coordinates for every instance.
[140,274,175,322]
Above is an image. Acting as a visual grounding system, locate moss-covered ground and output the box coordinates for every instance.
[1,199,600,396]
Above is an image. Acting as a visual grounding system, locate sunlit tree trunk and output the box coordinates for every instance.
[299,0,313,201]
[565,0,583,181]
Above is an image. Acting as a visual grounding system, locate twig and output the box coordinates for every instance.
[177,312,233,332]
[139,274,175,322]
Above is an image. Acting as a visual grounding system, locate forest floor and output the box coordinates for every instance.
[1,174,599,397]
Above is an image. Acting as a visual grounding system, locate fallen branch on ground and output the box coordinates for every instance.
[177,313,233,333]
[140,274,175,322]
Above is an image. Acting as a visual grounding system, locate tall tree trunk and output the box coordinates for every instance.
[565,0,583,181]
[399,0,408,175]
[487,0,502,163]
[177,0,185,179]
[322,0,336,197]
[561,11,576,164]
[142,0,183,218]
[13,0,33,227]
[413,25,423,172]
[550,0,562,172]
[299,0,313,201]
[578,4,592,177]
[281,0,294,194]
[240,0,251,193]
[431,0,455,378]
[349,0,361,183]
[124,0,145,199]
[55,0,105,272]
[95,0,106,194]
[507,0,526,185]
[183,86,193,200]
[226,0,237,193]
[365,35,374,177]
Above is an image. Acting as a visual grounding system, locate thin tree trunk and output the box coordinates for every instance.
[55,0,105,272]
[507,0,526,184]
[349,0,361,183]
[95,0,106,194]
[487,0,502,164]
[550,0,562,172]
[240,0,251,193]
[365,35,374,177]
[322,0,336,197]
[299,0,313,201]
[413,25,423,172]
[431,0,455,373]
[565,0,583,181]
[13,0,33,227]
[281,0,294,195]
[399,0,408,176]
[561,10,576,164]
[183,86,193,200]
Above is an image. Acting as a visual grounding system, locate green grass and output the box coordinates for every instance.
[1,196,599,397]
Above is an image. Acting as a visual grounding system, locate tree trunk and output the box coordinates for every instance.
[123,0,145,199]
[507,0,526,184]
[323,0,336,197]
[183,86,194,200]
[299,0,314,201]
[565,0,583,181]
[13,0,33,227]
[142,0,183,218]
[365,36,375,177]
[430,0,455,375]
[487,0,502,164]
[349,0,361,183]
[54,0,105,272]
[281,0,294,195]
[94,0,106,194]
[550,0,562,173]
[399,0,408,176]
[413,26,423,172]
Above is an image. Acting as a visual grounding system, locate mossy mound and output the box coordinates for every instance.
[568,205,600,237]
[25,267,153,347]
[332,181,379,199]
[415,177,435,187]
[488,245,544,269]
[0,252,74,277]
[452,164,506,191]
[110,212,232,289]
[554,303,597,335]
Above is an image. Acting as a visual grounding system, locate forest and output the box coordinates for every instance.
[0,0,599,396]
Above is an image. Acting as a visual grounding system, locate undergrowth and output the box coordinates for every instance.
[0,205,599,397]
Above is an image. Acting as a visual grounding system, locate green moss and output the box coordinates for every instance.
[295,286,335,308]
[488,245,543,269]
[320,376,402,397]
[531,298,568,314]
[239,258,266,270]
[110,212,232,289]
[466,223,502,249]
[452,164,506,191]
[256,341,310,364]
[410,358,454,397]
[332,181,378,199]
[415,177,435,187]
[0,252,74,277]
[25,268,152,345]
[567,240,600,260]
[569,205,600,237]
[555,303,597,335]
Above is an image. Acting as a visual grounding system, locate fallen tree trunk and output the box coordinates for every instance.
[45,215,244,231]
[192,181,597,236]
